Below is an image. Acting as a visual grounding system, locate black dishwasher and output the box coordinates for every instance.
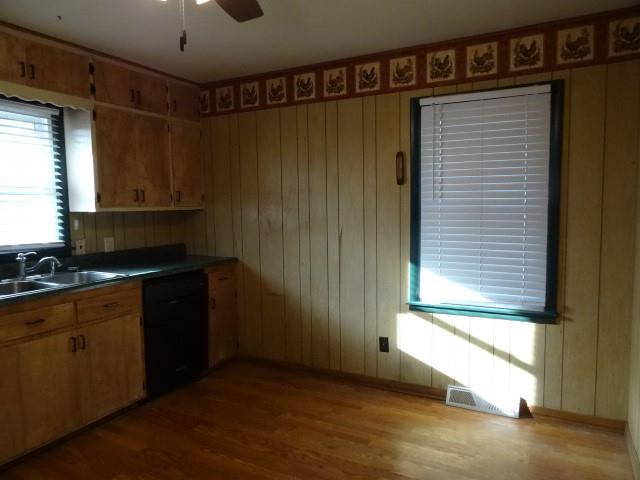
[143,271,208,397]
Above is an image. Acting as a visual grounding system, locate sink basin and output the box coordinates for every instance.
[0,280,61,296]
[45,271,125,285]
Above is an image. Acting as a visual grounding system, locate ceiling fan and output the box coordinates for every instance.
[163,0,263,51]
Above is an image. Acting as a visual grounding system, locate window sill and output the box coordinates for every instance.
[407,302,558,324]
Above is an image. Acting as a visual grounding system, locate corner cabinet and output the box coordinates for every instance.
[0,283,145,466]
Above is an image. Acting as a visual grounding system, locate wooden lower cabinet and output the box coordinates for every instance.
[0,283,145,465]
[18,332,81,451]
[77,314,145,424]
[208,266,238,367]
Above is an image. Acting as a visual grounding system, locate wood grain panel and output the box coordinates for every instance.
[375,93,401,381]
[257,108,285,361]
[399,88,432,387]
[297,106,312,366]
[211,115,234,256]
[363,96,377,378]
[281,106,302,363]
[595,60,640,419]
[307,103,329,368]
[325,101,341,371]
[238,111,262,357]
[337,98,365,375]
[562,65,607,416]
[544,69,571,411]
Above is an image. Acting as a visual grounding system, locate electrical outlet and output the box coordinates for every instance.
[379,336,389,353]
[75,239,86,255]
[104,237,115,253]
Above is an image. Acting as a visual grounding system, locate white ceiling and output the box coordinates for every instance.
[0,0,634,83]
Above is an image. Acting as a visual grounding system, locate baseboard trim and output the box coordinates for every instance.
[236,355,626,433]
[627,425,640,480]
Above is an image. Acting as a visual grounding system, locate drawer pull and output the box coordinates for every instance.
[78,334,87,350]
[25,318,45,327]
[103,302,119,309]
[217,276,229,281]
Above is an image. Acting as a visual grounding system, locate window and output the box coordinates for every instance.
[409,82,562,322]
[0,96,70,261]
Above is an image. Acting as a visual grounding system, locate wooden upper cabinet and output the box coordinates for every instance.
[0,31,89,97]
[94,59,167,114]
[137,115,171,207]
[134,71,167,114]
[169,82,200,121]
[95,106,141,208]
[24,40,89,97]
[171,120,203,207]
[0,31,27,84]
[93,59,137,108]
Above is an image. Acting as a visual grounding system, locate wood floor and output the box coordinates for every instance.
[1,361,633,479]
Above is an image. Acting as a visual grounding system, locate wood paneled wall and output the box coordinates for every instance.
[627,60,640,470]
[68,211,208,255]
[204,61,640,420]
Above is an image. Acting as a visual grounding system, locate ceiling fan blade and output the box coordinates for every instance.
[215,0,263,22]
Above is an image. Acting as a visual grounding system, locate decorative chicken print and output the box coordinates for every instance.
[469,44,496,75]
[560,28,591,61]
[358,65,379,90]
[216,87,233,111]
[295,74,315,100]
[241,83,258,107]
[430,53,453,80]
[325,70,345,95]
[611,18,640,55]
[391,57,415,86]
[514,39,541,67]
[267,78,286,104]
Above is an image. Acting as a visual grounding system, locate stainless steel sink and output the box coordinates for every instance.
[45,271,125,285]
[0,280,61,296]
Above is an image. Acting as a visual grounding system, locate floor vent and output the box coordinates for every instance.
[445,386,520,418]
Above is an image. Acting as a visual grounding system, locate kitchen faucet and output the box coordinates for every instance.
[16,252,63,280]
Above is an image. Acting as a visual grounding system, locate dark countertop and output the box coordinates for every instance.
[0,245,237,308]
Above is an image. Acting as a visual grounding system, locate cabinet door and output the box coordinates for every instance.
[169,82,200,121]
[209,286,237,367]
[0,31,27,85]
[171,120,203,207]
[134,71,167,114]
[137,115,172,207]
[25,40,89,97]
[95,106,141,208]
[94,59,137,108]
[77,314,144,424]
[18,331,80,451]
[0,344,25,464]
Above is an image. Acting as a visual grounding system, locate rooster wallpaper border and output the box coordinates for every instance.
[206,6,640,115]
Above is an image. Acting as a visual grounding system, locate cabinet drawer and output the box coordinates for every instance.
[77,289,141,324]
[208,264,236,291]
[0,303,75,343]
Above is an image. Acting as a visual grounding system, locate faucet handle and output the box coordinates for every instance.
[16,252,37,262]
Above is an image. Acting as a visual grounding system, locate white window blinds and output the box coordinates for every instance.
[0,99,66,252]
[418,85,551,312]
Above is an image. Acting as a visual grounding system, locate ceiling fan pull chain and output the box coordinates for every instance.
[179,0,187,51]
